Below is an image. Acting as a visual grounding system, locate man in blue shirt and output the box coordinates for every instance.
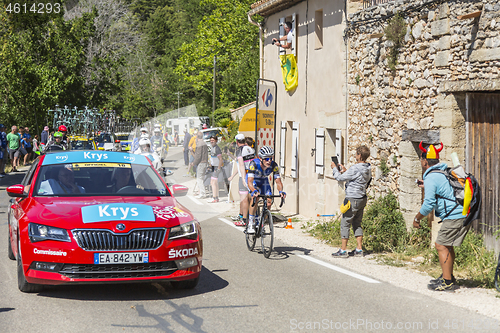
[413,142,471,292]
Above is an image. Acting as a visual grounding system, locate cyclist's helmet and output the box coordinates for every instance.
[54,131,63,138]
[58,125,67,132]
[258,146,274,158]
[139,138,151,146]
[140,127,148,132]
[140,133,149,139]
[154,128,161,133]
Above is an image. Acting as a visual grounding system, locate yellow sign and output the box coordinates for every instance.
[280,54,298,91]
[238,108,275,132]
[72,163,130,168]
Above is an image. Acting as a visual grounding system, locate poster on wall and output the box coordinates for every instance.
[255,80,277,152]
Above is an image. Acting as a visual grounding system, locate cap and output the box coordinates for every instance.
[419,142,443,159]
[0,124,4,129]
[235,134,245,141]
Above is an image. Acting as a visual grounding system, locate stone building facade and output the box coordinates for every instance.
[346,0,500,250]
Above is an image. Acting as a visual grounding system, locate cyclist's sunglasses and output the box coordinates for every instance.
[262,157,273,161]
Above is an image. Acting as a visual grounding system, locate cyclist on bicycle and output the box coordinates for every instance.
[246,146,286,234]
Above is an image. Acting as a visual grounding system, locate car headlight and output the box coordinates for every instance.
[29,223,71,243]
[168,221,197,240]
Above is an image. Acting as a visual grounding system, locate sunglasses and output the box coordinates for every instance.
[262,157,273,161]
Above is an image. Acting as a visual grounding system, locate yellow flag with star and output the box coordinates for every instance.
[280,54,298,91]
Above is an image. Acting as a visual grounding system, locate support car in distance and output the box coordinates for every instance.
[7,151,201,292]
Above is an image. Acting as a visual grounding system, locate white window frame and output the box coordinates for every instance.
[315,128,325,175]
[291,122,299,178]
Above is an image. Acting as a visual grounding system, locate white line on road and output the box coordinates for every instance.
[297,255,380,284]
[219,217,244,230]
[186,195,203,205]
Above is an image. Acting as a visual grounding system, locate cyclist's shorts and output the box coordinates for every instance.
[253,178,273,196]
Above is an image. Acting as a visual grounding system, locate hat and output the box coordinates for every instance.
[235,134,245,141]
[419,142,443,160]
[0,124,4,129]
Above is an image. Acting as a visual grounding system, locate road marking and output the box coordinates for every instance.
[297,255,380,284]
[219,217,243,230]
[186,195,203,205]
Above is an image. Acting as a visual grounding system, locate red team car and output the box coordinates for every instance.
[7,151,202,292]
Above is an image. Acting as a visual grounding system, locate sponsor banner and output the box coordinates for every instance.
[82,203,155,223]
[42,151,150,166]
[153,206,190,220]
[258,84,276,111]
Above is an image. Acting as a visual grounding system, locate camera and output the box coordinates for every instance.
[272,39,276,45]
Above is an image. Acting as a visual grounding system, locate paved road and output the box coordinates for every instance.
[1,150,499,332]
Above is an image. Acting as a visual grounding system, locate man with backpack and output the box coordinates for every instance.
[413,142,474,292]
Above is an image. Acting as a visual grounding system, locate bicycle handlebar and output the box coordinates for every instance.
[251,194,285,208]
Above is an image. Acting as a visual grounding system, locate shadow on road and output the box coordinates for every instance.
[35,266,228,301]
[0,170,27,189]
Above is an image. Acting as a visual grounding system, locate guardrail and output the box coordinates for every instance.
[363,0,392,9]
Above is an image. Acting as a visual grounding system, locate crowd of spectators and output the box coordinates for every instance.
[0,124,51,177]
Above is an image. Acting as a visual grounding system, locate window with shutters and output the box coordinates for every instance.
[325,129,343,177]
[279,14,297,57]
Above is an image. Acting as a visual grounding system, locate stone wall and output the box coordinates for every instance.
[346,0,500,228]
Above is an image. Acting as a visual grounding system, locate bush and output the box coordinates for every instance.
[362,191,406,252]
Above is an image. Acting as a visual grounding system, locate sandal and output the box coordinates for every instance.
[234,220,246,227]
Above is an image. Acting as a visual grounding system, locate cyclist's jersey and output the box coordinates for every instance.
[247,158,280,195]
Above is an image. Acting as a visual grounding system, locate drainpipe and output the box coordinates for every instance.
[248,13,264,78]
[344,0,349,163]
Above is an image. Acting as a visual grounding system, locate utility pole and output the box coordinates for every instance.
[212,55,216,127]
[175,92,183,119]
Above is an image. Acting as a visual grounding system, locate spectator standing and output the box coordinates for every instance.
[208,136,223,203]
[0,124,7,177]
[193,131,208,199]
[22,126,33,165]
[331,145,372,258]
[174,130,179,147]
[188,129,198,175]
[228,134,255,226]
[183,129,191,166]
[413,143,471,292]
[6,126,21,172]
[33,134,40,155]
[41,126,49,145]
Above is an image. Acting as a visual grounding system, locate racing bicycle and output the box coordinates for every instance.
[245,194,285,258]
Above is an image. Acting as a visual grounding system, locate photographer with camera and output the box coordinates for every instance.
[272,21,294,49]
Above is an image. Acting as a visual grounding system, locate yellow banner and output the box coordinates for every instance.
[280,54,298,91]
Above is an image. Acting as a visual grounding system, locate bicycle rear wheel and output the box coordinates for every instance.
[260,210,274,258]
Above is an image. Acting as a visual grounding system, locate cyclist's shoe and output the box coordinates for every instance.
[348,249,364,257]
[231,214,243,221]
[234,219,246,227]
[331,249,348,258]
[246,225,256,234]
[429,274,457,285]
[428,279,454,292]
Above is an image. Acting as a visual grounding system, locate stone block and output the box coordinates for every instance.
[403,212,417,231]
[399,176,422,195]
[469,48,500,62]
[434,51,450,67]
[434,107,453,128]
[399,191,423,212]
[431,19,450,37]
[438,35,451,50]
[439,127,464,147]
[399,141,415,157]
[400,156,422,178]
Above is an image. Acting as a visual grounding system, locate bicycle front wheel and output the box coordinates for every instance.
[260,210,274,258]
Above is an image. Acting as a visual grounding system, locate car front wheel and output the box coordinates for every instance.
[17,240,43,293]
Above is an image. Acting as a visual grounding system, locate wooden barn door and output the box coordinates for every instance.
[467,93,500,252]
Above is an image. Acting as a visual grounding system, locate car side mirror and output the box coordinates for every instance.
[6,184,27,198]
[171,184,188,197]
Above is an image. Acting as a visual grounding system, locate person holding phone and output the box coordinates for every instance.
[331,145,372,258]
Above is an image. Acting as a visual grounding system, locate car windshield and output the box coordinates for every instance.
[97,134,112,143]
[33,163,169,197]
[116,135,129,141]
[71,140,94,150]
[202,130,221,140]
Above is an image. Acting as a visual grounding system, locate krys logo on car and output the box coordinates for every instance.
[168,247,198,259]
[82,203,155,223]
[83,152,108,161]
[55,154,69,162]
[123,155,135,162]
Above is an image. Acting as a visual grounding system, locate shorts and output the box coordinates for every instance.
[340,196,367,239]
[238,177,249,192]
[0,148,3,160]
[253,178,273,196]
[9,148,20,159]
[435,218,471,247]
[210,166,221,179]
[19,147,28,156]
[26,147,33,154]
